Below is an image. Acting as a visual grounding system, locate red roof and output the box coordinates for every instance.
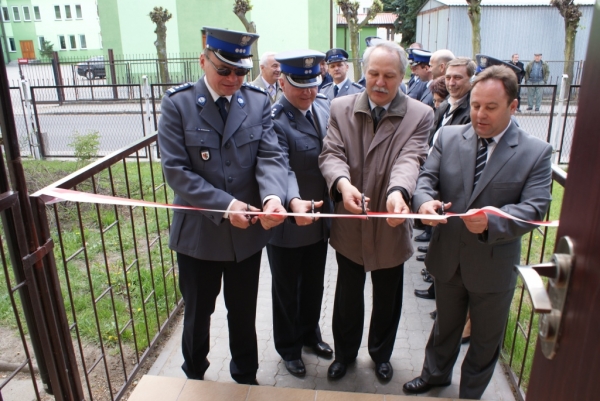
[337,12,397,26]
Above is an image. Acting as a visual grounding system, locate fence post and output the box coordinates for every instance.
[108,49,118,100]
[551,75,569,164]
[20,79,41,160]
[51,52,65,104]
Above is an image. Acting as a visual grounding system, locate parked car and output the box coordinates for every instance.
[76,56,106,80]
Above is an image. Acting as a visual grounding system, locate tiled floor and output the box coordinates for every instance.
[147,233,515,400]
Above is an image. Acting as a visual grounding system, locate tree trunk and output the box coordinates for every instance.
[467,1,482,59]
[350,25,361,81]
[155,23,170,84]
[234,12,259,78]
[563,20,577,93]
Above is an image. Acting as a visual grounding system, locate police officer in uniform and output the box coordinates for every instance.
[157,27,288,385]
[268,49,334,376]
[319,48,364,101]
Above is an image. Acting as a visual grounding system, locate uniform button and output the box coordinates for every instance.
[225,142,231,149]
[305,145,308,149]
[225,160,231,166]
[200,139,204,144]
[250,134,254,139]
[228,176,233,183]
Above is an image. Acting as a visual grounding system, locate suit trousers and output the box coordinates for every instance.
[267,240,328,361]
[421,267,515,400]
[178,251,261,384]
[332,252,404,364]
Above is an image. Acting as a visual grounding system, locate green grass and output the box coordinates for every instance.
[0,159,179,357]
[502,182,564,392]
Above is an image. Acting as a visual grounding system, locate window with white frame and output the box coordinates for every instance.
[38,36,45,49]
[69,35,76,49]
[23,6,31,21]
[1,7,9,22]
[54,5,61,19]
[64,5,72,19]
[8,38,16,52]
[58,35,66,50]
[75,5,82,19]
[12,6,20,21]
[33,6,41,21]
[79,34,87,49]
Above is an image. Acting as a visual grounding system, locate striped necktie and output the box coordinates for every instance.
[473,137,493,189]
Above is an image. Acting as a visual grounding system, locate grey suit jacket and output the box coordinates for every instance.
[412,122,552,293]
[251,74,283,105]
[269,94,332,248]
[420,86,434,108]
[158,78,288,262]
[407,79,427,100]
[319,78,364,101]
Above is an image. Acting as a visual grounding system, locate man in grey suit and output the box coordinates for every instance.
[267,49,333,377]
[251,51,283,104]
[403,65,552,399]
[158,27,288,385]
[319,48,364,101]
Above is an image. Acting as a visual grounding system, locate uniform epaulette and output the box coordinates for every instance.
[316,93,328,99]
[271,103,284,118]
[320,82,333,90]
[243,82,268,95]
[352,82,364,89]
[166,82,193,96]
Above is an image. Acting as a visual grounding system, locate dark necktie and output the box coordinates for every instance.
[215,97,229,122]
[333,85,339,98]
[372,106,386,131]
[306,109,317,131]
[473,137,493,189]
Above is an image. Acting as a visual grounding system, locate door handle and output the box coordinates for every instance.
[514,236,574,359]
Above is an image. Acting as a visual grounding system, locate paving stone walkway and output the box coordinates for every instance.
[149,233,515,400]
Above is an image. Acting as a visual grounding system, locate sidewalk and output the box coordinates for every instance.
[148,234,515,400]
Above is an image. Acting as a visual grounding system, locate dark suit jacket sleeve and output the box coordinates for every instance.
[158,94,234,225]
[412,127,444,212]
[272,119,301,208]
[484,142,552,244]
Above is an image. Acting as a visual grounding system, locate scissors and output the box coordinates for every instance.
[361,193,368,219]
[438,201,445,216]
[311,199,316,222]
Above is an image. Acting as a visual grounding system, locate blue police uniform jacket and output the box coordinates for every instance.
[158,78,288,262]
[269,94,332,248]
[319,78,364,101]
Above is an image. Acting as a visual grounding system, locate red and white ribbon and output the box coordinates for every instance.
[35,187,559,227]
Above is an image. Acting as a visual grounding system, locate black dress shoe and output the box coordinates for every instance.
[416,254,426,262]
[417,246,429,253]
[236,378,259,385]
[423,273,433,283]
[421,268,428,276]
[307,341,333,357]
[284,359,306,376]
[327,360,347,379]
[414,231,431,242]
[403,377,451,394]
[430,310,437,319]
[414,289,435,299]
[375,362,393,381]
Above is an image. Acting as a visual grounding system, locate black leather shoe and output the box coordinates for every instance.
[307,341,333,357]
[423,273,433,283]
[430,310,437,319]
[375,362,393,381]
[285,359,306,376]
[327,360,347,379]
[417,246,429,253]
[421,268,428,276]
[416,254,426,262]
[414,289,435,299]
[403,377,451,394]
[414,231,431,242]
[236,378,259,385]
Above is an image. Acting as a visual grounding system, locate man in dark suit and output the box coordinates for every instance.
[319,48,364,101]
[403,65,552,399]
[509,53,525,112]
[268,50,333,377]
[157,27,288,385]
[412,49,434,108]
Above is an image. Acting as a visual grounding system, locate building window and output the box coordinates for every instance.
[1,7,9,22]
[12,6,20,21]
[79,34,87,49]
[23,6,31,21]
[34,6,41,21]
[64,5,72,19]
[69,35,76,49]
[38,36,45,49]
[58,35,66,50]
[54,5,61,20]
[75,5,82,19]
[8,38,16,52]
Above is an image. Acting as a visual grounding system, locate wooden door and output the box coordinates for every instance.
[20,40,35,59]
[527,4,600,400]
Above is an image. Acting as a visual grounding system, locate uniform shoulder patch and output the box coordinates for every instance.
[316,93,328,99]
[352,82,364,89]
[166,82,193,96]
[320,82,333,90]
[243,82,267,95]
[271,103,284,119]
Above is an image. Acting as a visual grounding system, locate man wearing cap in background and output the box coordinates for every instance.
[158,27,288,385]
[406,48,428,101]
[319,39,433,382]
[318,59,333,90]
[524,52,549,112]
[267,50,333,377]
[251,51,283,104]
[320,48,364,101]
[412,49,434,108]
[509,54,525,112]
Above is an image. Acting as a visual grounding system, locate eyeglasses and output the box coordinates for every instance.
[206,53,250,77]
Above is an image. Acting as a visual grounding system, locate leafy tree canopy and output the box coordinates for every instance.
[383,0,427,46]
